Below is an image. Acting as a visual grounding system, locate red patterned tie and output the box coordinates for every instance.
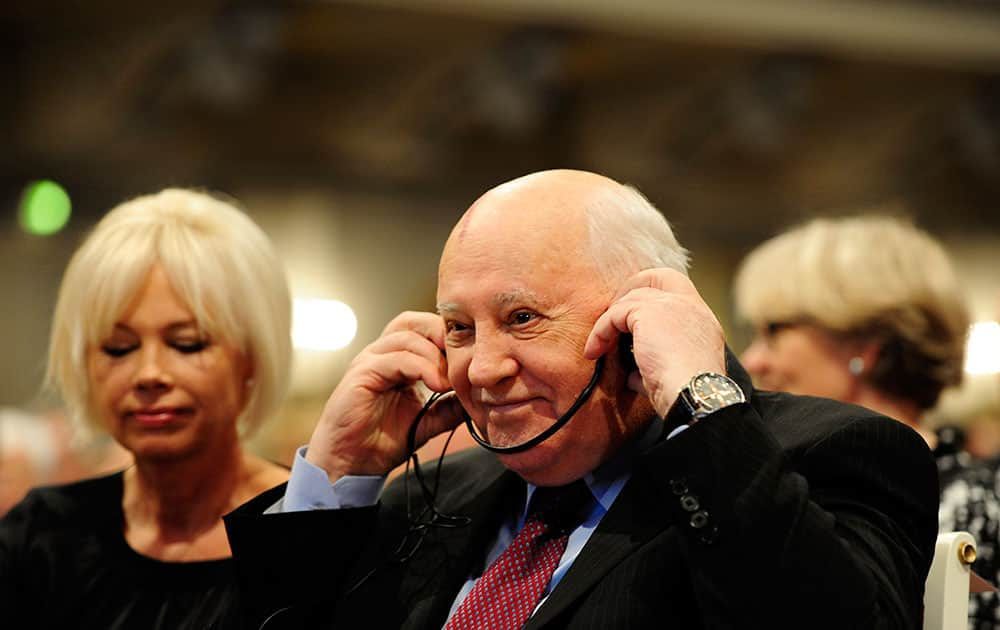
[445,481,592,630]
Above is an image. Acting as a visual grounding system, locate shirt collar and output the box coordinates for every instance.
[522,416,661,516]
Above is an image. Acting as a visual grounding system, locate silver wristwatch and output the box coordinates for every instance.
[678,372,746,421]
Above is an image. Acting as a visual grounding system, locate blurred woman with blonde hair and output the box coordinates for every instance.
[734,214,999,626]
[0,189,293,629]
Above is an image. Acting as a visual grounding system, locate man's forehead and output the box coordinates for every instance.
[450,174,599,242]
[436,288,552,314]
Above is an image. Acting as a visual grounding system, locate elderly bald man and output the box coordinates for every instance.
[226,170,937,629]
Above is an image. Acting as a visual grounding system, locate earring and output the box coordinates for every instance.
[847,357,865,376]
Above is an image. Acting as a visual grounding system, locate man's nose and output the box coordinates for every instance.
[467,332,518,388]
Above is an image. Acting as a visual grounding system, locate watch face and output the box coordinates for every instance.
[691,373,744,411]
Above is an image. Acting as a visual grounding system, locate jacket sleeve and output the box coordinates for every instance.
[224,483,387,629]
[639,395,939,629]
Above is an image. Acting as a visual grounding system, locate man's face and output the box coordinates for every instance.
[437,178,645,486]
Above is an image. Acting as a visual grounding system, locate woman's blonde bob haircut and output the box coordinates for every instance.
[734,215,969,410]
[47,188,292,438]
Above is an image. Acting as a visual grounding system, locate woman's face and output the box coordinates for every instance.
[87,265,251,461]
[740,322,858,402]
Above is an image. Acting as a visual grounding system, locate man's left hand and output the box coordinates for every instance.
[583,268,727,417]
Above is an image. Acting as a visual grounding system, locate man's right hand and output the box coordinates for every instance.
[305,311,467,484]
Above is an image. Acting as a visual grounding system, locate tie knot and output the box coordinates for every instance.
[527,480,593,530]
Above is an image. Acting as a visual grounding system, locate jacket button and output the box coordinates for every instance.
[669,479,688,496]
[689,510,710,529]
[699,524,720,545]
[679,494,700,512]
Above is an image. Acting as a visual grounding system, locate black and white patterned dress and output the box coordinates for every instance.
[936,426,1000,629]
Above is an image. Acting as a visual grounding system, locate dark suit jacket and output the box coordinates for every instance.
[225,357,938,629]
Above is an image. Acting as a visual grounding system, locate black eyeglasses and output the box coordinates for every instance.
[752,319,816,348]
[763,320,803,337]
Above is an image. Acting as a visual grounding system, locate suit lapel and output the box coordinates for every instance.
[526,348,748,627]
[404,458,526,628]
[524,471,672,629]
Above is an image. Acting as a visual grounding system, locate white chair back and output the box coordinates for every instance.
[923,531,976,630]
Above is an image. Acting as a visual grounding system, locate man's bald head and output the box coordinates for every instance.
[452,169,614,238]
[443,169,688,292]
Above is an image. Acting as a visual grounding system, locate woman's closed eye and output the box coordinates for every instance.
[101,344,136,358]
[172,339,208,354]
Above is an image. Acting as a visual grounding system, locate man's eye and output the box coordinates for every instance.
[511,311,537,325]
[446,321,471,334]
[101,345,134,358]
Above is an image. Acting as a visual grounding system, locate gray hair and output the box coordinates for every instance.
[583,183,690,289]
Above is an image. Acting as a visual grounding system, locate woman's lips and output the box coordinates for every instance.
[129,408,190,427]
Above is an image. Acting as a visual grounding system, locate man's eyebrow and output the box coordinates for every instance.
[437,290,548,315]
[493,289,545,308]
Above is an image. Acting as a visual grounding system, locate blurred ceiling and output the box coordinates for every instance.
[2,0,999,245]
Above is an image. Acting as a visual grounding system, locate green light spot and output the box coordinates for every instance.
[19,180,72,236]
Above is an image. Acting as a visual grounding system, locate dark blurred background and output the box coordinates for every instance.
[1,0,998,478]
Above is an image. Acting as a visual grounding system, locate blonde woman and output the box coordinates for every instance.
[734,215,999,626]
[0,189,292,629]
